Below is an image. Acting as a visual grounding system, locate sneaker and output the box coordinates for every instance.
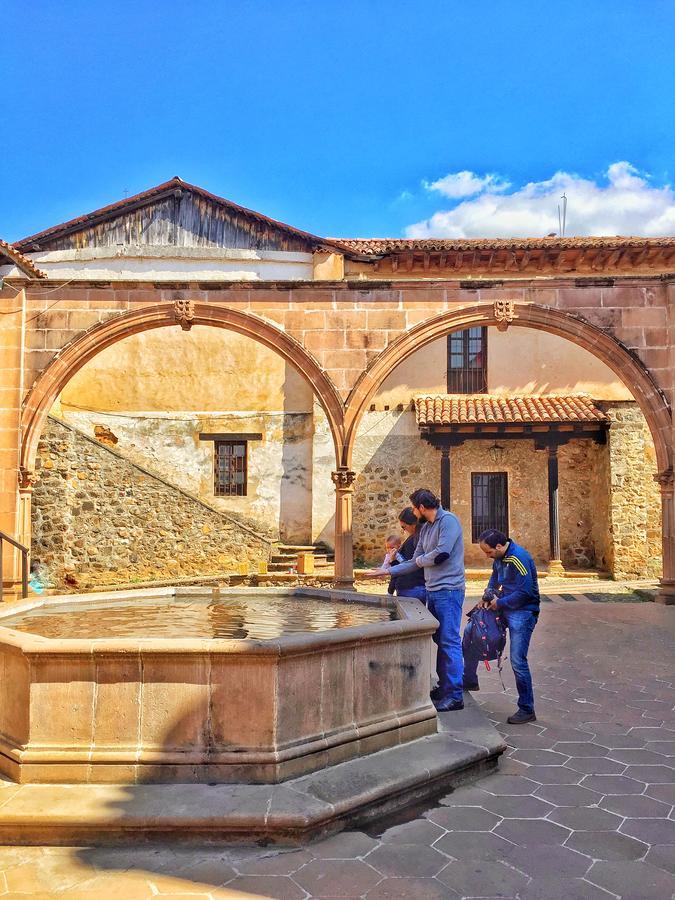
[507,710,537,724]
[463,682,480,692]
[434,699,464,712]
[430,685,442,701]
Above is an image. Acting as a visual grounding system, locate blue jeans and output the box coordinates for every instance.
[426,588,465,704]
[397,585,427,601]
[464,608,537,714]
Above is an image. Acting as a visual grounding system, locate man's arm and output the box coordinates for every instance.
[414,514,461,568]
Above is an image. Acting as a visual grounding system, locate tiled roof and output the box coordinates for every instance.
[414,394,609,427]
[338,236,675,256]
[0,239,46,279]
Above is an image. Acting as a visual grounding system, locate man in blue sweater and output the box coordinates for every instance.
[377,489,466,713]
[464,529,540,724]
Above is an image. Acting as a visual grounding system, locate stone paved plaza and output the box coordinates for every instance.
[0,593,672,899]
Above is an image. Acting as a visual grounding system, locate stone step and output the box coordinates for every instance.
[0,697,503,846]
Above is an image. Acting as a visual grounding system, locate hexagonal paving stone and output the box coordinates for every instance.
[426,806,501,831]
[607,747,667,765]
[364,876,455,899]
[620,816,675,845]
[599,792,672,817]
[310,831,379,859]
[478,793,555,819]
[511,749,571,766]
[644,843,675,875]
[519,765,583,784]
[436,786,493,807]
[434,830,516,861]
[234,849,313,876]
[518,876,615,899]
[552,742,610,757]
[565,756,627,775]
[599,733,647,748]
[363,844,447,878]
[493,818,571,847]
[586,860,675,899]
[534,783,603,806]
[479,774,540,795]
[224,875,306,899]
[644,782,675,804]
[566,830,648,861]
[436,859,529,897]
[293,859,382,897]
[380,819,446,846]
[503,844,592,879]
[645,740,675,755]
[580,773,645,793]
[548,806,623,831]
[624,763,674,782]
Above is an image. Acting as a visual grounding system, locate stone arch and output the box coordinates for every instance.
[21,302,346,475]
[343,302,671,473]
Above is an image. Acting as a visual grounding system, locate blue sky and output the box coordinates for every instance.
[3,1,674,241]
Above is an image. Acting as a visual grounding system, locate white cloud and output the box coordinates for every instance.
[424,170,510,199]
[406,162,675,238]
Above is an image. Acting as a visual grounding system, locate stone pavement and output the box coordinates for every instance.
[0,594,672,898]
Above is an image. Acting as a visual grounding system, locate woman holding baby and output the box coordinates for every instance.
[383,507,427,601]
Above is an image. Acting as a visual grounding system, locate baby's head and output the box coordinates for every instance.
[385,534,402,551]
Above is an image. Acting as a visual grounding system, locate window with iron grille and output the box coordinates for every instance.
[471,472,508,542]
[447,327,488,393]
[214,441,247,496]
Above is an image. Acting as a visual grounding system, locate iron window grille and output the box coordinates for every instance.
[447,327,488,393]
[214,441,247,496]
[471,472,508,542]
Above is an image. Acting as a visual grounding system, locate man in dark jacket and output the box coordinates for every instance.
[464,529,540,724]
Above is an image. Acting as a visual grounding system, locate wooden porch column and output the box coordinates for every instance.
[440,448,451,510]
[331,469,356,589]
[656,468,675,604]
[547,445,565,576]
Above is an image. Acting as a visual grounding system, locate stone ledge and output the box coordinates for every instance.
[0,697,504,846]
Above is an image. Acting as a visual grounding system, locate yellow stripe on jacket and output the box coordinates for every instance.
[504,555,528,576]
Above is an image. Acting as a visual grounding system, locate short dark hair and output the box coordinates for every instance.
[478,529,509,548]
[398,506,418,526]
[409,489,440,510]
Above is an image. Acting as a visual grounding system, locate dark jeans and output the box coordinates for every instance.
[426,588,465,704]
[397,585,427,601]
[464,608,538,714]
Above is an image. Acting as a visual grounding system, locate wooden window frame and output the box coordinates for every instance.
[471,471,508,543]
[214,440,248,497]
[447,326,488,393]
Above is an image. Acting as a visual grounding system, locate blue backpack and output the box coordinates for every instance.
[462,606,507,679]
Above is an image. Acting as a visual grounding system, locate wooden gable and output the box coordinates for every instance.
[16,178,335,254]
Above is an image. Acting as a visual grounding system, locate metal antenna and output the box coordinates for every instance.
[558,193,568,237]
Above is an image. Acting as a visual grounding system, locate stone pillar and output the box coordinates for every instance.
[331,469,356,589]
[656,469,675,604]
[547,445,565,576]
[0,288,25,589]
[440,448,451,510]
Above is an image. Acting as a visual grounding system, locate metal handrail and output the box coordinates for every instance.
[0,531,29,602]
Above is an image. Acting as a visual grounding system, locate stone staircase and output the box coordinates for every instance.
[267,542,334,574]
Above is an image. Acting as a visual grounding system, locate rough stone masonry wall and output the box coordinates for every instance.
[32,418,271,590]
[600,402,662,580]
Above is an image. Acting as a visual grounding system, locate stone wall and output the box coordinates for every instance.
[32,418,271,590]
[600,402,662,580]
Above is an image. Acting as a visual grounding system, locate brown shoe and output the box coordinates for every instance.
[507,710,537,724]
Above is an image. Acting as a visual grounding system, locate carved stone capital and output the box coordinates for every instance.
[331,469,356,491]
[174,298,195,331]
[18,466,38,491]
[654,467,674,489]
[494,299,516,332]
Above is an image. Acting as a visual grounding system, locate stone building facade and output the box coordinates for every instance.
[1,178,673,598]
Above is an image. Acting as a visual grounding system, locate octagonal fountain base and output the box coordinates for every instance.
[0,587,441,785]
